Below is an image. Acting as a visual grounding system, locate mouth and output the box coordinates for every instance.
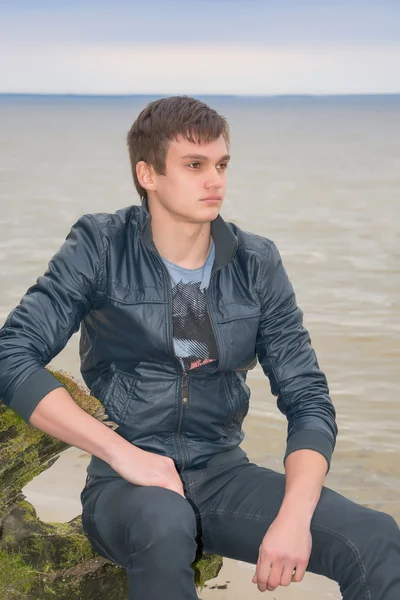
[200,196,222,203]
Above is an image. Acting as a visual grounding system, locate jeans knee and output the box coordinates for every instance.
[369,511,400,543]
[127,488,197,552]
[148,506,196,548]
[347,509,400,559]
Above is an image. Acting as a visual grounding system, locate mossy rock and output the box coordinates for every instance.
[0,368,223,599]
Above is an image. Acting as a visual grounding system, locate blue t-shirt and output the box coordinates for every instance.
[161,241,217,372]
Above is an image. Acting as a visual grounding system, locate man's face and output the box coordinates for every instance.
[147,134,230,223]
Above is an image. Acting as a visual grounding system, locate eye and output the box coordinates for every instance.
[188,162,201,169]
[217,163,228,171]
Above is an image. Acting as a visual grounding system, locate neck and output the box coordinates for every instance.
[147,201,213,270]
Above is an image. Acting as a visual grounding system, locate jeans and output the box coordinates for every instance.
[80,447,400,599]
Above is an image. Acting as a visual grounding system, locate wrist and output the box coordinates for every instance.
[277,496,316,525]
[104,432,141,466]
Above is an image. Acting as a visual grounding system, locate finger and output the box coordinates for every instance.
[171,476,186,497]
[167,482,186,498]
[292,562,307,582]
[175,477,186,497]
[254,556,273,591]
[252,559,260,583]
[257,558,283,592]
[280,563,296,587]
[252,557,260,583]
[264,562,284,592]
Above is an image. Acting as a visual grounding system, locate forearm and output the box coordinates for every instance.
[29,386,137,466]
[277,449,328,524]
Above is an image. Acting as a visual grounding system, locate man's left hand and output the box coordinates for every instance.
[252,514,312,592]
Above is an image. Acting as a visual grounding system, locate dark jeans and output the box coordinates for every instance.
[80,448,400,599]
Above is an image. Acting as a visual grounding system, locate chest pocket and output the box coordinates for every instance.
[98,283,171,363]
[215,303,261,370]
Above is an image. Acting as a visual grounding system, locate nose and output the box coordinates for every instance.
[204,167,224,191]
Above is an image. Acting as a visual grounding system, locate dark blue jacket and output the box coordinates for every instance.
[0,199,337,475]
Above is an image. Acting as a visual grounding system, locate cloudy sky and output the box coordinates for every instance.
[1,0,399,95]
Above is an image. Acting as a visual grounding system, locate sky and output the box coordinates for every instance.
[1,0,399,95]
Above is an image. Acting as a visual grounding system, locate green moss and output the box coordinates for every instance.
[1,500,96,574]
[0,549,36,600]
[0,407,24,430]
[0,423,43,455]
[192,552,223,590]
[48,521,76,535]
[17,528,95,572]
[49,368,100,415]
[19,500,39,522]
[57,533,94,569]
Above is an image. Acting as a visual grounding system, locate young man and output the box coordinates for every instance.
[0,96,399,600]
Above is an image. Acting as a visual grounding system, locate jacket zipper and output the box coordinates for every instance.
[166,270,189,471]
[177,372,189,470]
[147,246,188,470]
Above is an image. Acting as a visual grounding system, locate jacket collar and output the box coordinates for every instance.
[138,196,238,269]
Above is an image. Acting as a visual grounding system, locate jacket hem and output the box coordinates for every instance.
[87,455,121,478]
[87,445,248,478]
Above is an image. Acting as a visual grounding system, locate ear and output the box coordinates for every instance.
[136,161,156,194]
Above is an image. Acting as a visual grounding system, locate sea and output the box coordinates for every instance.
[0,94,399,598]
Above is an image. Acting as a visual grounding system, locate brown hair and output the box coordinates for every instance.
[127,96,230,198]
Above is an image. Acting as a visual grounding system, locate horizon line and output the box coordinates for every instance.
[1,92,400,99]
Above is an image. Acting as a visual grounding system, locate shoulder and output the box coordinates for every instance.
[225,220,280,263]
[73,205,140,251]
[83,204,140,233]
[66,205,140,263]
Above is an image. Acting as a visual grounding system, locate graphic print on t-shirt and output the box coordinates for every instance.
[171,279,217,371]
[161,240,217,372]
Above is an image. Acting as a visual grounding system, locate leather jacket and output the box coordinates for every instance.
[0,199,337,475]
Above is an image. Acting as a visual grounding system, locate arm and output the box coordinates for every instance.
[0,215,184,496]
[255,241,338,474]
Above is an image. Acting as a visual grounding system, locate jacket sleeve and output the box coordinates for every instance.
[0,214,105,423]
[255,241,338,473]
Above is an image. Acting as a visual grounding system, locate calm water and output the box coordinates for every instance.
[0,95,399,533]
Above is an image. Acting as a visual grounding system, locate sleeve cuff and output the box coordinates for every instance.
[283,429,334,474]
[9,368,65,423]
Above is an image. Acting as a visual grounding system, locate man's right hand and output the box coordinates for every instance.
[110,446,186,498]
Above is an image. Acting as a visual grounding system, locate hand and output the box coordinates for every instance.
[110,446,185,498]
[252,514,312,592]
